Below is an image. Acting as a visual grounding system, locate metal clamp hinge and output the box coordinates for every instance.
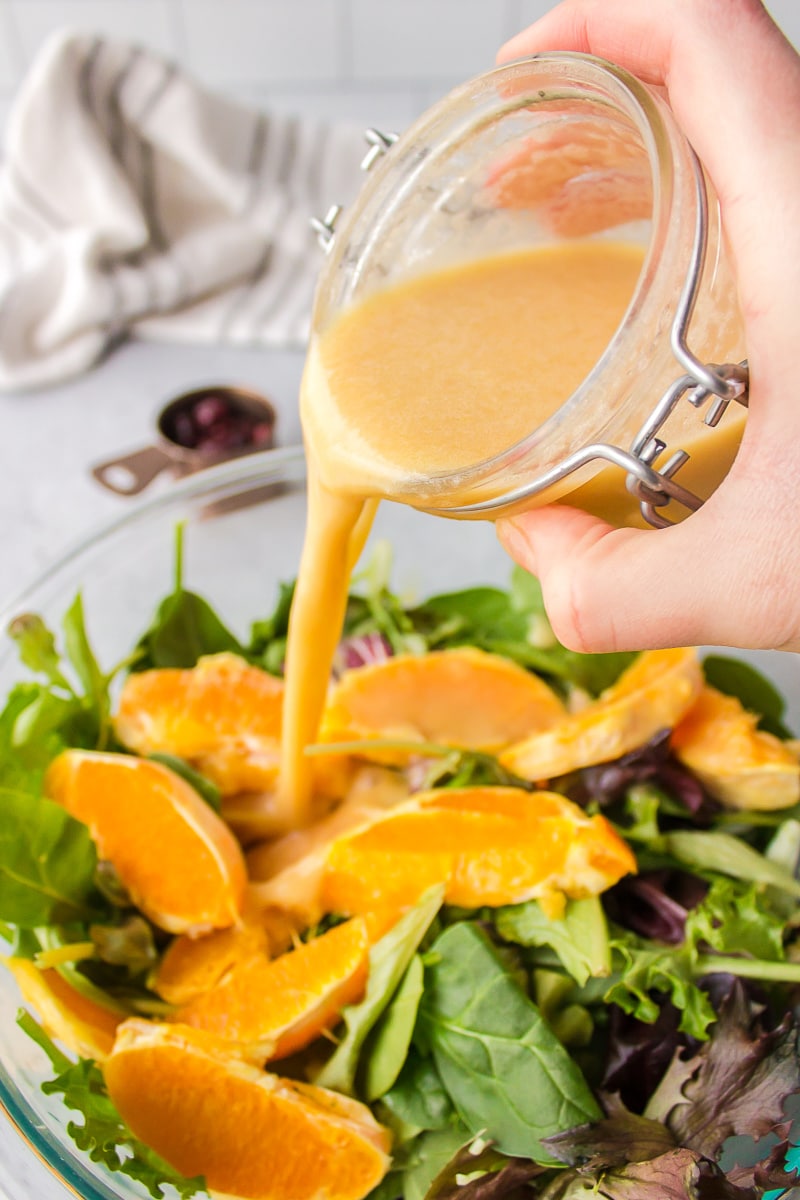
[310,128,398,253]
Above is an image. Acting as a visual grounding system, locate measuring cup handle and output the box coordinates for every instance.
[91,445,174,495]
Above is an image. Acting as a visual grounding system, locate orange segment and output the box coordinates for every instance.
[501,648,703,781]
[8,958,121,1060]
[671,686,800,810]
[246,798,393,928]
[318,647,567,764]
[322,786,635,918]
[175,918,370,1063]
[114,653,284,795]
[104,1020,391,1200]
[45,750,247,935]
[153,919,270,1008]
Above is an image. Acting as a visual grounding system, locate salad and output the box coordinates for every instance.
[2,533,800,1200]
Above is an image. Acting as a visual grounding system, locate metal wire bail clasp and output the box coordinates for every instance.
[310,128,398,253]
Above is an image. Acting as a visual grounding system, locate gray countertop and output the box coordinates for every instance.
[1,338,307,610]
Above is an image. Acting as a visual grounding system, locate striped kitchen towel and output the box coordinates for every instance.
[0,31,369,391]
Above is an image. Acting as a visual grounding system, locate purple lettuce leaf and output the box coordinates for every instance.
[544,1109,676,1170]
[646,982,800,1158]
[603,871,709,944]
[332,631,393,677]
[601,1000,691,1115]
[577,731,711,817]
[424,1142,548,1200]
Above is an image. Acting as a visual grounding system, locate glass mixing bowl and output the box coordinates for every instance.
[0,445,797,1199]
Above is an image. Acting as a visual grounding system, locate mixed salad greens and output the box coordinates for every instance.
[2,537,800,1200]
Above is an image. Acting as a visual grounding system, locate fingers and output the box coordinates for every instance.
[495,487,800,653]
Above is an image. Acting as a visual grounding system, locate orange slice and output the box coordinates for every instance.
[45,750,247,935]
[671,686,800,810]
[114,653,284,795]
[246,797,393,929]
[174,917,370,1063]
[104,1020,391,1200]
[321,786,635,919]
[8,958,121,1060]
[153,919,271,1008]
[319,647,567,764]
[501,648,703,781]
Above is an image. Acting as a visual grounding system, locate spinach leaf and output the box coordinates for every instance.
[364,953,425,1101]
[0,789,101,926]
[133,524,242,670]
[702,654,794,738]
[417,922,601,1160]
[315,887,443,1096]
[0,684,67,794]
[134,591,242,670]
[382,1051,455,1133]
[247,581,294,675]
[19,1013,205,1199]
[494,897,611,986]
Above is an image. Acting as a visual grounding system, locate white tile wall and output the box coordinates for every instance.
[0,0,797,134]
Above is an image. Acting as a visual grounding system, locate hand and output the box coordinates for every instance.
[494,0,800,654]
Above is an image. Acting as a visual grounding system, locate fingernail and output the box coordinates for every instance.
[496,517,538,574]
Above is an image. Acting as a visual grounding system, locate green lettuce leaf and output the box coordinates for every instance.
[417,922,601,1160]
[315,886,443,1095]
[19,1012,205,1199]
[363,953,425,1101]
[0,789,100,926]
[494,896,611,986]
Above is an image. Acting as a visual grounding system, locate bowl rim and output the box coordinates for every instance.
[1,445,308,633]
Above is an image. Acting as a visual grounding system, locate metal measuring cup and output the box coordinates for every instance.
[91,385,277,496]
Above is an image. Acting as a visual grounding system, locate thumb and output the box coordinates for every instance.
[495,499,796,653]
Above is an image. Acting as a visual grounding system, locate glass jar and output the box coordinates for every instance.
[304,53,747,528]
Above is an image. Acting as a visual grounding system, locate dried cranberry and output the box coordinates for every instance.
[192,395,230,428]
[171,410,199,449]
[165,390,274,456]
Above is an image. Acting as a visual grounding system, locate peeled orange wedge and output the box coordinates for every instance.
[501,648,703,782]
[321,786,636,919]
[103,1020,391,1200]
[153,914,272,1007]
[114,653,284,794]
[8,958,122,1061]
[671,685,800,810]
[45,750,247,934]
[175,917,370,1063]
[318,647,567,763]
